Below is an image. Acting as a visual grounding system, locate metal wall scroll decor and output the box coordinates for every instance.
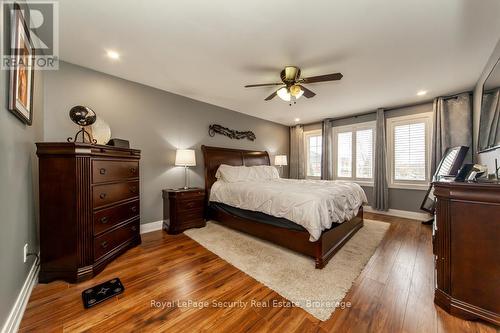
[208,124,256,141]
[67,106,98,144]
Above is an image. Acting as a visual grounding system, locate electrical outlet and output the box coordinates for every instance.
[23,243,28,263]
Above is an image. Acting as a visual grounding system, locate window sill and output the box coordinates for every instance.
[332,179,374,187]
[389,183,429,191]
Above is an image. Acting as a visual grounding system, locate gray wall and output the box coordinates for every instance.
[474,38,500,169]
[43,62,289,224]
[303,103,432,213]
[0,50,44,329]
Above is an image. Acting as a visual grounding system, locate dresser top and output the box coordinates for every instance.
[434,179,500,188]
[36,142,141,158]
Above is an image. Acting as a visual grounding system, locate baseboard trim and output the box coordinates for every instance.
[1,257,39,333]
[363,206,430,221]
[140,220,164,234]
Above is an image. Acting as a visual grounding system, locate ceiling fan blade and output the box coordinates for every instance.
[299,85,316,98]
[300,73,343,84]
[244,83,283,88]
[264,90,278,101]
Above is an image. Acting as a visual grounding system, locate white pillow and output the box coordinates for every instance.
[215,164,279,183]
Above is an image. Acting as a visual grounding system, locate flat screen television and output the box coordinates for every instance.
[420,146,469,214]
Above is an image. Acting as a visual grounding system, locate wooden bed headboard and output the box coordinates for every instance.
[201,145,270,199]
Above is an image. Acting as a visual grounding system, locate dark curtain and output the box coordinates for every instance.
[431,93,473,175]
[289,125,305,179]
[321,119,333,180]
[374,109,389,211]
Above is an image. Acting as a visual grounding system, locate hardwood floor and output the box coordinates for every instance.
[20,213,497,332]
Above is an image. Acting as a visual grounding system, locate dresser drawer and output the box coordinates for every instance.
[93,160,139,183]
[94,219,139,261]
[93,181,139,209]
[94,200,140,235]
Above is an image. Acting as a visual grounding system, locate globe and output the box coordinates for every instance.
[69,106,96,127]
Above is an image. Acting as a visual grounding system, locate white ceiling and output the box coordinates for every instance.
[58,0,500,125]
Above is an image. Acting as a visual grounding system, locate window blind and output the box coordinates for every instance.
[393,122,426,181]
[356,129,373,179]
[337,132,352,177]
[307,134,322,177]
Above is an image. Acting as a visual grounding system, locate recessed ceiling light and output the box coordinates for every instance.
[294,118,300,122]
[417,90,427,96]
[106,50,120,60]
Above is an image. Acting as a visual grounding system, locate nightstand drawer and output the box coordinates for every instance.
[177,198,204,212]
[94,219,139,261]
[176,190,204,198]
[93,160,139,183]
[93,181,139,208]
[176,210,204,222]
[94,200,140,235]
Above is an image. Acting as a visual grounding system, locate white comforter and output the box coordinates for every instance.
[210,178,367,241]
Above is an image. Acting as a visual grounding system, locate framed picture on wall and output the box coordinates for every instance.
[8,3,35,125]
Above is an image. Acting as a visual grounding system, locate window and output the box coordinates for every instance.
[333,121,376,183]
[337,132,352,177]
[305,130,322,178]
[387,113,432,189]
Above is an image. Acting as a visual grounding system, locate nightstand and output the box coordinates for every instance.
[162,188,206,234]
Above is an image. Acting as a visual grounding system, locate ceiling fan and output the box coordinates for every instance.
[244,66,343,105]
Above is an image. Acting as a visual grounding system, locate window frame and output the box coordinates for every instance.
[332,121,376,186]
[386,112,433,190]
[304,129,323,179]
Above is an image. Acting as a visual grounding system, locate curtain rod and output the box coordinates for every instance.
[301,90,473,126]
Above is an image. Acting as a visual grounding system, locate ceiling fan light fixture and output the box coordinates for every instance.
[290,84,304,99]
[277,87,291,101]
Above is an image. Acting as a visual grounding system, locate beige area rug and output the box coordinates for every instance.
[184,219,390,321]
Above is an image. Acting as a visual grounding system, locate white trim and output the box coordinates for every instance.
[1,257,39,333]
[363,205,431,221]
[140,220,164,234]
[386,112,433,189]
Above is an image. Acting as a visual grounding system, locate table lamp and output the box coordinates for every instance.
[274,155,287,178]
[175,149,196,189]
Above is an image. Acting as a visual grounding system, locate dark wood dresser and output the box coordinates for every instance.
[162,188,205,234]
[433,180,500,326]
[36,143,141,283]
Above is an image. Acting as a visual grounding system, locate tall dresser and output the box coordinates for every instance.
[36,143,141,283]
[433,180,500,326]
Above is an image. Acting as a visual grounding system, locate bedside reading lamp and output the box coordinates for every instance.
[274,155,287,177]
[175,149,196,189]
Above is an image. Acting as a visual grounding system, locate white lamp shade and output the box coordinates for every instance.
[274,155,288,166]
[175,149,196,166]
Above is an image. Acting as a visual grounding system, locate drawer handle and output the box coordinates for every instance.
[99,168,106,175]
[99,193,107,199]
[100,216,109,224]
[129,186,137,193]
[130,206,138,213]
[130,167,136,174]
[131,225,137,232]
[101,241,108,249]
[186,201,197,208]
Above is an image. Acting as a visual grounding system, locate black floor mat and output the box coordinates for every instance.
[82,278,124,308]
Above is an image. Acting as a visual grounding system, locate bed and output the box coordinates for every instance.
[201,145,365,269]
